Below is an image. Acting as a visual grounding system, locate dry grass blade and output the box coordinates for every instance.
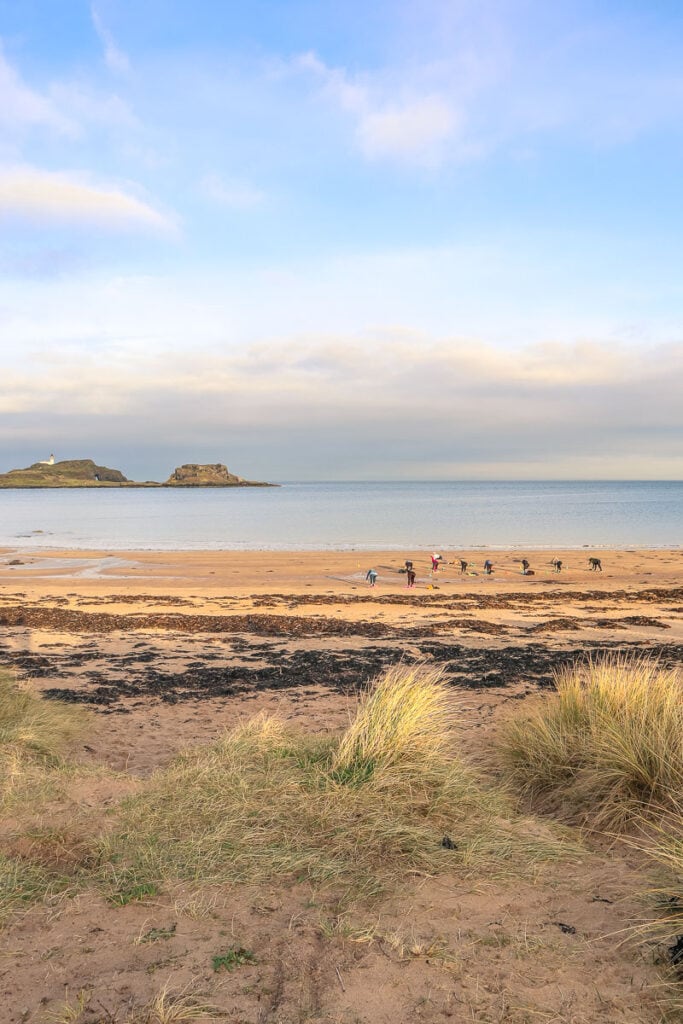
[45,985,218,1023]
[135,985,217,1023]
[499,655,683,828]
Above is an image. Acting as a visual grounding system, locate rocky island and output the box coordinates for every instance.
[0,457,274,488]
[0,458,134,488]
[164,463,275,487]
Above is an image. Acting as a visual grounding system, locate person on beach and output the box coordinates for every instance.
[521,558,530,575]
[588,557,602,571]
[431,553,442,573]
[366,568,378,586]
[459,559,468,574]
[552,558,563,573]
[484,559,493,575]
[406,567,416,588]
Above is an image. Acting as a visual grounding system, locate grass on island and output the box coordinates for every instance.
[499,655,683,829]
[100,663,567,907]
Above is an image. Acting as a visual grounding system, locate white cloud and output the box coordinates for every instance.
[0,46,77,138]
[357,96,455,161]
[296,51,457,165]
[90,5,131,75]
[49,81,140,133]
[0,43,139,154]
[0,255,680,477]
[0,167,176,234]
[199,173,265,209]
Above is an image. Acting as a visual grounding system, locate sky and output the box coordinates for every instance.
[1,0,682,481]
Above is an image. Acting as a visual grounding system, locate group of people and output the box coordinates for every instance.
[365,554,604,587]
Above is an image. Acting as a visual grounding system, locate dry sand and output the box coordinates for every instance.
[0,547,681,1022]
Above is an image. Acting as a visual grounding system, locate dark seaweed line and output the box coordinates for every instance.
[26,639,683,709]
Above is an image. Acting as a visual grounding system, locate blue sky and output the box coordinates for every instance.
[0,0,682,480]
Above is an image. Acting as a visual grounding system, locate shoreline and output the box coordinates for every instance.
[1,545,680,596]
[2,542,681,554]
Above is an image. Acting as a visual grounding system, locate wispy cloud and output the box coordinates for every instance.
[0,167,176,234]
[0,45,77,139]
[297,52,456,165]
[357,95,455,162]
[0,42,140,155]
[199,173,265,209]
[90,4,131,75]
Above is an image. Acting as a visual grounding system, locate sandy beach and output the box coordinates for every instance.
[0,545,681,767]
[0,546,681,1022]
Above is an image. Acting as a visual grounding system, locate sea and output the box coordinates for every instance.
[0,481,680,552]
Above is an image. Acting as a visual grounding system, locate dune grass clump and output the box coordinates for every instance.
[331,663,457,784]
[0,670,85,774]
[0,670,88,818]
[630,804,683,1019]
[0,673,89,922]
[499,656,683,827]
[102,664,563,905]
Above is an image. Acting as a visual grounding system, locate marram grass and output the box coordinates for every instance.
[332,662,458,783]
[630,802,683,1021]
[0,670,88,815]
[499,655,683,828]
[0,673,93,923]
[101,664,567,905]
[0,670,85,760]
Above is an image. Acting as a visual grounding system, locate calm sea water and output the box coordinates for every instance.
[0,481,679,551]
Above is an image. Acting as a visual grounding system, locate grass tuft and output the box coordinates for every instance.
[46,985,217,1023]
[499,655,683,828]
[0,671,87,815]
[331,662,458,784]
[101,665,565,905]
[106,880,159,906]
[0,673,90,924]
[0,852,68,927]
[630,803,683,1020]
[0,671,85,760]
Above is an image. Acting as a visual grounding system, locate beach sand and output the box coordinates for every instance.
[0,546,681,1022]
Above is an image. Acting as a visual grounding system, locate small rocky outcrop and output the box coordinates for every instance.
[164,463,272,487]
[0,459,129,487]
